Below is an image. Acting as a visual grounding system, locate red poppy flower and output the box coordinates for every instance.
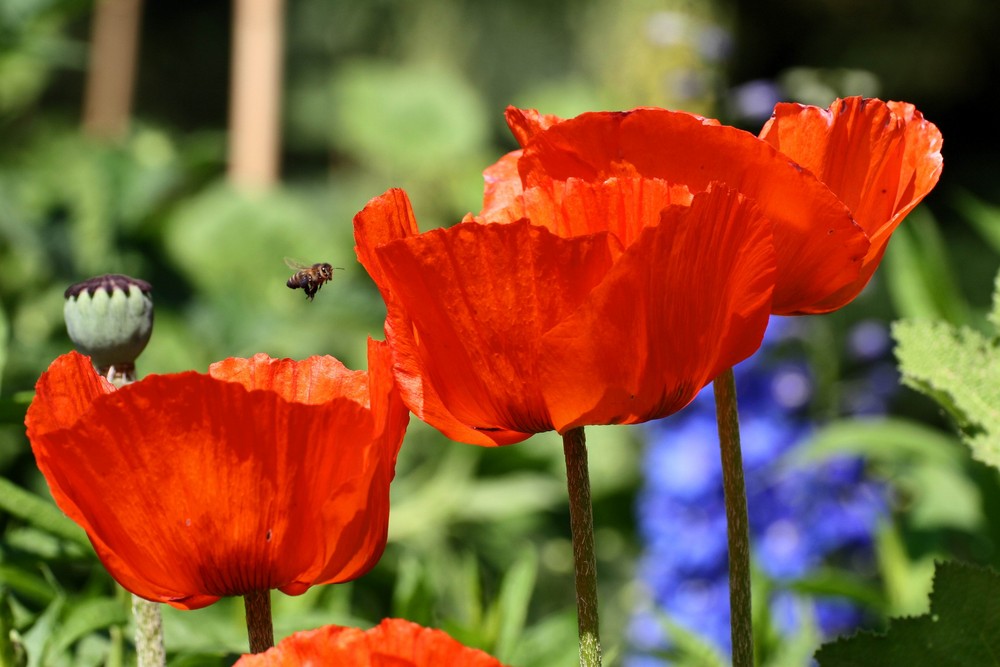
[490,100,942,314]
[483,105,869,316]
[233,618,508,666]
[25,342,408,610]
[355,180,776,447]
[758,96,943,312]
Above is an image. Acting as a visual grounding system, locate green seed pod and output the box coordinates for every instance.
[64,274,153,383]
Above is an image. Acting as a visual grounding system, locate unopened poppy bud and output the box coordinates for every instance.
[63,274,153,383]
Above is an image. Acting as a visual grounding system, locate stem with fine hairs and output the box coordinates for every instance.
[132,595,165,667]
[714,367,754,667]
[244,590,274,654]
[562,426,602,667]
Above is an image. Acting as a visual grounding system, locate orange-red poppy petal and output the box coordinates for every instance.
[353,188,422,309]
[504,107,565,146]
[514,107,868,315]
[884,100,944,246]
[233,619,509,666]
[26,351,399,610]
[482,150,525,218]
[539,185,775,431]
[354,190,521,447]
[478,176,693,248]
[209,353,369,406]
[374,218,622,443]
[759,97,943,312]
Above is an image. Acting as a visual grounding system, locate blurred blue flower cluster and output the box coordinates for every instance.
[629,318,889,663]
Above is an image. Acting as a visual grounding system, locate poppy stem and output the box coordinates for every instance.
[562,426,602,667]
[132,596,165,667]
[713,367,754,667]
[244,590,274,653]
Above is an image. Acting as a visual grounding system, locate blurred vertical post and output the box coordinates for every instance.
[82,0,143,139]
[228,0,285,189]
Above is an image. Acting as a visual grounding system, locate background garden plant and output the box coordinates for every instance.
[0,1,997,666]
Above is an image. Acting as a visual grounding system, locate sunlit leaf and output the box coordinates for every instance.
[815,561,1000,666]
[893,317,1000,470]
[883,209,969,325]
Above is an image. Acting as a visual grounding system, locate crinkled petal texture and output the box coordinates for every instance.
[354,185,775,445]
[759,96,943,312]
[233,618,509,666]
[25,344,408,610]
[489,106,869,315]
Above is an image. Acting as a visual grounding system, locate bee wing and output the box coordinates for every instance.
[284,257,310,270]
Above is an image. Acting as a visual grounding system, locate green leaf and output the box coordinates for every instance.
[46,598,127,660]
[0,478,89,549]
[788,418,982,531]
[0,392,30,425]
[893,318,1000,469]
[0,301,8,395]
[956,190,1000,258]
[19,595,63,667]
[491,547,538,662]
[0,588,27,667]
[815,561,1000,666]
[658,617,728,667]
[883,208,969,325]
[0,565,55,606]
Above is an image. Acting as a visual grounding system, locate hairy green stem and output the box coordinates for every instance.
[562,426,602,667]
[714,367,754,667]
[132,596,165,667]
[244,590,274,654]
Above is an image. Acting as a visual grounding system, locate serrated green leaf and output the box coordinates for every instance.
[893,318,1000,469]
[815,561,1000,666]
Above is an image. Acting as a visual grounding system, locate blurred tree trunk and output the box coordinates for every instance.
[228,0,285,190]
[82,0,143,140]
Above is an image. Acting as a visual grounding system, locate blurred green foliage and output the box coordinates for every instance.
[1,0,998,665]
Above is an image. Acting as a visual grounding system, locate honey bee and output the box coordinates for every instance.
[284,258,341,301]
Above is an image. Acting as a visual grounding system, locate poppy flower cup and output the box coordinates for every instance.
[354,183,777,447]
[25,342,408,610]
[490,98,941,315]
[233,618,508,666]
[758,97,943,312]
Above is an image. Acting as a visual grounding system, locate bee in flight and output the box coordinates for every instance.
[284,258,341,301]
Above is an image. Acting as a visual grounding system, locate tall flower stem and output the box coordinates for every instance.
[132,596,165,667]
[562,426,602,667]
[713,367,754,667]
[244,590,274,653]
